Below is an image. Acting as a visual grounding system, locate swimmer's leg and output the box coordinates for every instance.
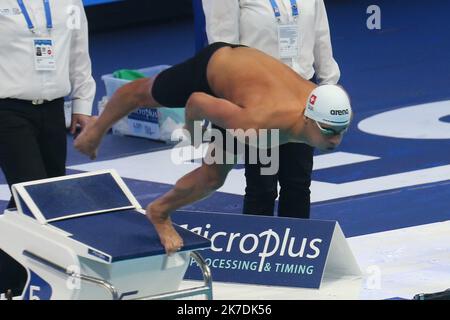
[147,149,235,254]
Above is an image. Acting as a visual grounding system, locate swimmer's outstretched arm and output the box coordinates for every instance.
[96,78,161,134]
[74,78,159,159]
[185,92,259,131]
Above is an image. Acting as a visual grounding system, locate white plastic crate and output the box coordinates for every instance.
[101,65,185,143]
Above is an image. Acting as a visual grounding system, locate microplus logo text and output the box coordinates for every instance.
[180,223,323,273]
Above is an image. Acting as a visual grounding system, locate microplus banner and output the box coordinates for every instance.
[172,211,360,289]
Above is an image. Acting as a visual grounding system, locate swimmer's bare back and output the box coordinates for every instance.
[206,46,317,132]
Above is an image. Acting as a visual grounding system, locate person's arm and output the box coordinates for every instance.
[185,92,260,135]
[68,1,96,134]
[74,78,156,159]
[95,78,157,135]
[202,0,240,43]
[312,0,341,85]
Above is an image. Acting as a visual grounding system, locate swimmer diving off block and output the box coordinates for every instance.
[74,42,353,255]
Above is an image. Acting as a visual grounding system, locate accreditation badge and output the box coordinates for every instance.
[33,38,56,71]
[278,23,300,60]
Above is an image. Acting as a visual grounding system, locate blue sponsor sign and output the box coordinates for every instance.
[172,211,337,289]
[128,108,159,123]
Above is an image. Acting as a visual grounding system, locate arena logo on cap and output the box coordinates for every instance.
[330,109,350,116]
[309,94,317,105]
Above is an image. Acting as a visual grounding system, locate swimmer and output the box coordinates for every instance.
[75,42,352,255]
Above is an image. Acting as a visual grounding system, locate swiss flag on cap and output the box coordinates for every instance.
[309,95,317,105]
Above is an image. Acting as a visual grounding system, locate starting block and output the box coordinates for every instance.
[0,170,212,300]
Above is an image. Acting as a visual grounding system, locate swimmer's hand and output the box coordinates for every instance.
[74,116,102,160]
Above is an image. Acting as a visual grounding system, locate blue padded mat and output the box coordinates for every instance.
[24,173,133,221]
[51,209,210,262]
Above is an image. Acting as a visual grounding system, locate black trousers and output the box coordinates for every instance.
[243,142,314,219]
[0,250,27,297]
[0,98,66,295]
[0,98,67,208]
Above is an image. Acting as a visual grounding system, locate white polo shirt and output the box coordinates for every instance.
[202,0,340,84]
[0,0,95,115]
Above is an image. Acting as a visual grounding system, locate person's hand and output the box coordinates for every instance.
[73,116,101,160]
[70,113,91,135]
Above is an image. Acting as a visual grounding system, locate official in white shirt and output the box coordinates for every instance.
[0,0,95,296]
[202,0,340,218]
[0,0,95,206]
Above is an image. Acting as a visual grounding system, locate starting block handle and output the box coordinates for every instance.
[22,250,212,300]
[142,251,213,300]
[191,251,213,300]
[23,250,119,300]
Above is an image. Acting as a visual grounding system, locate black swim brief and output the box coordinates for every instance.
[151,42,247,157]
[151,42,245,107]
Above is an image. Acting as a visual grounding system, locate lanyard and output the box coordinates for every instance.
[17,0,53,33]
[268,0,299,22]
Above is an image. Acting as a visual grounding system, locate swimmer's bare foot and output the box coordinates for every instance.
[146,204,184,255]
[74,116,101,160]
